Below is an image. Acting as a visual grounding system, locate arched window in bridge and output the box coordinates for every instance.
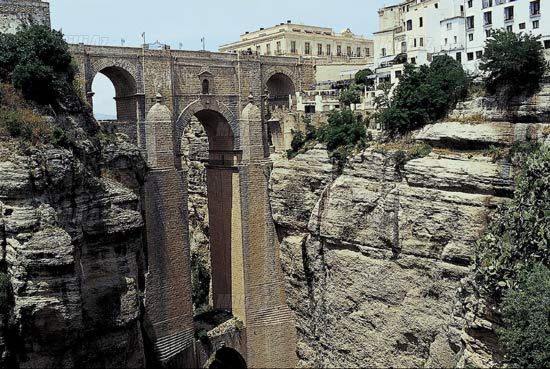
[202,79,210,94]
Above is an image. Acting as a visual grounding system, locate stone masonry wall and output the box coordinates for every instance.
[0,0,50,34]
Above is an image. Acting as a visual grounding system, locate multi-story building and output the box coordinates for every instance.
[220,21,374,84]
[0,0,50,34]
[373,0,549,84]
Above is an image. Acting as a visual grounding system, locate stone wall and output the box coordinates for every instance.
[0,0,50,34]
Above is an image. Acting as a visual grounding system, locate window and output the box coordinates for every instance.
[454,36,458,44]
[530,1,540,16]
[256,45,261,53]
[504,6,514,21]
[435,3,438,8]
[519,23,526,30]
[469,33,474,41]
[484,11,492,25]
[305,42,311,55]
[467,16,475,29]
[276,41,281,54]
[420,38,424,47]
[381,47,386,57]
[419,17,423,27]
[395,70,402,78]
[445,38,448,45]
[476,50,483,59]
[347,46,352,56]
[365,47,370,56]
[337,45,342,56]
[456,52,462,62]
[356,47,361,57]
[533,20,539,29]
[506,25,513,32]
[201,79,209,94]
[544,40,550,49]
[266,43,271,55]
[414,38,417,47]
[406,19,413,31]
[467,52,474,61]
[482,0,493,9]
[468,0,473,8]
[486,29,492,37]
[291,41,296,54]
[327,44,331,55]
[410,57,416,64]
[447,22,452,30]
[318,43,323,56]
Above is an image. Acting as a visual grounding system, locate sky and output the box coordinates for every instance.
[49,0,389,117]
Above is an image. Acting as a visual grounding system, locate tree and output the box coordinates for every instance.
[339,85,362,107]
[0,25,75,105]
[480,30,548,101]
[354,68,374,87]
[376,55,467,135]
[317,110,366,151]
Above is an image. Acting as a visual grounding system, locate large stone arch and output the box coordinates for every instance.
[175,98,240,158]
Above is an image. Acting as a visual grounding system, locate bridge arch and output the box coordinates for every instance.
[88,59,140,122]
[176,99,242,313]
[175,99,240,162]
[209,347,247,369]
[263,67,297,109]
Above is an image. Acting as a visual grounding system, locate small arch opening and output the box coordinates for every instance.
[209,347,247,369]
[92,66,137,122]
[266,72,295,109]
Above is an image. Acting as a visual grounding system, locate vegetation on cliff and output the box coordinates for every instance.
[0,25,75,106]
[475,143,550,367]
[376,55,468,135]
[480,30,548,103]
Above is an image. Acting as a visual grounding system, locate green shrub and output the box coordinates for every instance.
[377,55,468,135]
[355,68,374,87]
[317,110,366,151]
[475,145,550,297]
[481,30,548,101]
[339,85,362,107]
[498,264,550,368]
[0,25,75,105]
[0,108,49,144]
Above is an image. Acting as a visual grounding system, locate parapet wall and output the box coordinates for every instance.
[0,0,50,33]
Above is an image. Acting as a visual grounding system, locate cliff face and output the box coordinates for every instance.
[270,118,549,367]
[0,113,147,368]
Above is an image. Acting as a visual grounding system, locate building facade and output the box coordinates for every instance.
[0,0,50,34]
[374,0,549,84]
[220,21,374,84]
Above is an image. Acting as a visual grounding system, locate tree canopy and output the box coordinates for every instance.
[480,30,548,101]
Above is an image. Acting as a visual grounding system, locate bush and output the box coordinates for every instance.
[0,25,75,105]
[480,30,548,101]
[0,108,49,144]
[355,68,374,87]
[498,264,550,368]
[339,85,362,107]
[377,55,468,135]
[475,144,550,297]
[317,110,366,151]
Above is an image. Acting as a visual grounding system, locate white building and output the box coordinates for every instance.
[373,0,549,84]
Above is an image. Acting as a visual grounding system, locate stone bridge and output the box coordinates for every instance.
[71,45,315,368]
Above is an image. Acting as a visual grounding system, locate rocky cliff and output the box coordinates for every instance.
[0,111,148,368]
[270,105,550,367]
